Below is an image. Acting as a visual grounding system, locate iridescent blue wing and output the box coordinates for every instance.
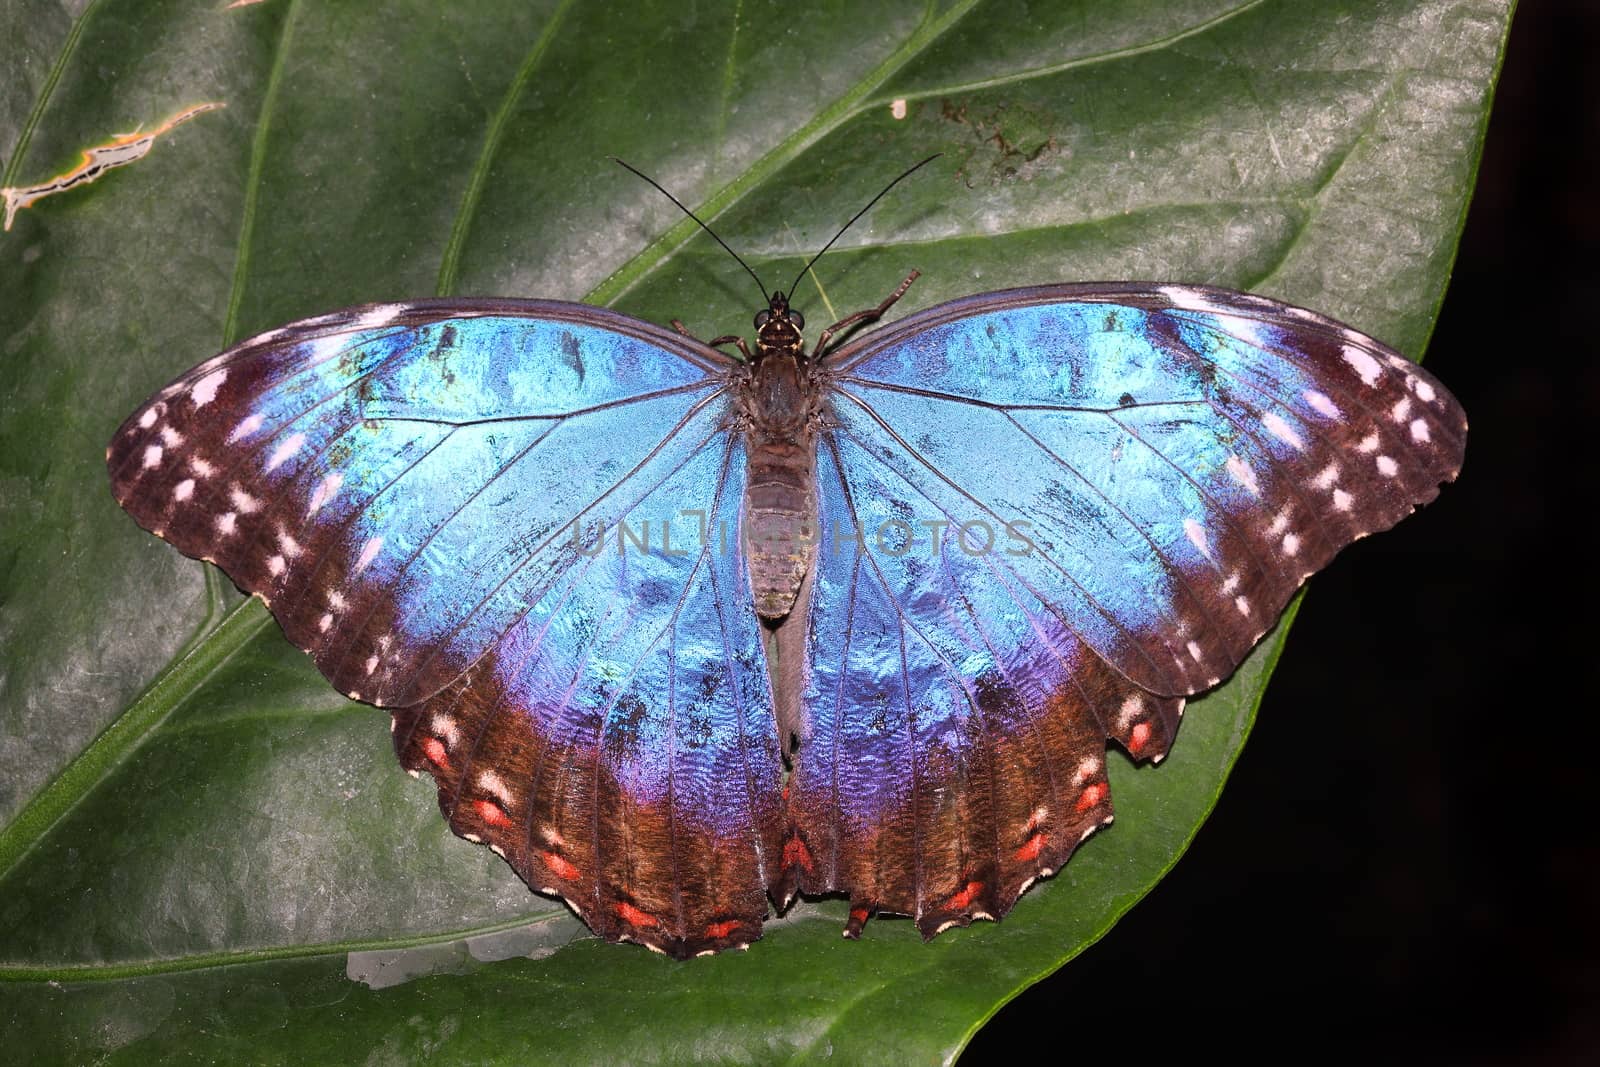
[108,302,784,957]
[778,284,1465,936]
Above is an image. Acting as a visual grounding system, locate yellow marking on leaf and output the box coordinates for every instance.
[2,102,225,231]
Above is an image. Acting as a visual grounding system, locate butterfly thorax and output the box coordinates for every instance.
[740,292,823,621]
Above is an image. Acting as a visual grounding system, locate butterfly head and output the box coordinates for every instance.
[753,291,805,360]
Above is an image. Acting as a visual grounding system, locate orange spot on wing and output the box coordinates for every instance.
[705,920,740,939]
[1075,781,1108,812]
[1129,721,1152,753]
[849,906,870,924]
[615,901,658,928]
[782,835,815,872]
[1015,833,1047,862]
[473,799,511,828]
[541,850,579,881]
[947,880,983,910]
[421,736,450,770]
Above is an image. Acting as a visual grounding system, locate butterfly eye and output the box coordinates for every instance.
[789,309,805,330]
[754,309,771,329]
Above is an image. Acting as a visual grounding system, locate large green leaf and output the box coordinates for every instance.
[0,0,1510,1061]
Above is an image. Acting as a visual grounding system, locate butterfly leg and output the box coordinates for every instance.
[671,318,753,360]
[810,269,920,358]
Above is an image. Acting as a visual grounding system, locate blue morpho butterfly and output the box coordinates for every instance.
[108,156,1466,958]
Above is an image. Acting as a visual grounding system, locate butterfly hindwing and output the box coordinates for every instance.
[778,432,1187,935]
[108,301,785,957]
[390,431,784,955]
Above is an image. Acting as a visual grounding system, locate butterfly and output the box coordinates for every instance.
[106,161,1466,958]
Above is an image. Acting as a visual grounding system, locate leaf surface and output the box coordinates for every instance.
[0,0,1511,1061]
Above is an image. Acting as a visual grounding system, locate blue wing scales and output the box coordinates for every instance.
[776,283,1464,934]
[108,301,784,956]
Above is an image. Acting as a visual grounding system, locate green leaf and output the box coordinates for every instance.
[0,0,1511,1061]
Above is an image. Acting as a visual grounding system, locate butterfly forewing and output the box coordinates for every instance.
[830,285,1466,697]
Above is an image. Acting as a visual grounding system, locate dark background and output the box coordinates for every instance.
[969,2,1596,1062]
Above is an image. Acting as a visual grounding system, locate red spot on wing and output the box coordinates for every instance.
[473,799,511,828]
[1015,833,1047,862]
[782,835,815,872]
[541,850,579,881]
[615,901,658,928]
[849,906,870,925]
[947,880,983,910]
[421,736,450,770]
[1129,721,1152,754]
[705,920,740,939]
[1075,781,1108,812]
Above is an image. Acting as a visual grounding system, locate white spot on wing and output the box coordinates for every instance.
[1117,694,1143,731]
[1343,346,1383,385]
[230,487,260,513]
[351,304,405,331]
[1226,455,1261,496]
[318,613,333,632]
[1377,455,1399,477]
[307,472,343,516]
[430,713,460,747]
[190,456,215,477]
[478,771,513,805]
[266,432,306,471]
[267,555,285,576]
[1313,463,1340,490]
[1263,413,1304,450]
[1187,640,1203,662]
[1282,533,1300,555]
[1333,489,1353,511]
[1410,418,1431,443]
[1357,432,1380,454]
[216,512,237,536]
[1158,285,1228,314]
[1267,508,1292,536]
[355,537,382,573]
[1235,596,1251,615]
[1304,390,1341,419]
[1392,397,1412,422]
[173,479,194,501]
[228,413,264,442]
[142,445,163,469]
[139,408,158,429]
[1415,379,1437,403]
[1183,518,1212,560]
[1071,757,1101,787]
[191,369,228,406]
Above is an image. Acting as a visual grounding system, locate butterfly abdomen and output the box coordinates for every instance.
[741,355,822,621]
[745,438,818,620]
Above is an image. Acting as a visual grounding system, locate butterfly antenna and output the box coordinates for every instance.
[788,153,942,298]
[611,157,770,306]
